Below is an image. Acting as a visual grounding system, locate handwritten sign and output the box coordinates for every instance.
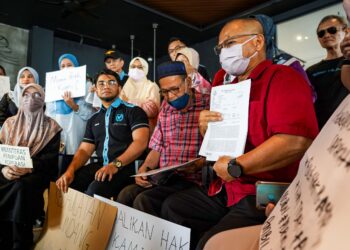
[0,75,10,98]
[45,65,86,102]
[35,183,117,250]
[0,144,32,168]
[259,95,350,250]
[95,195,191,250]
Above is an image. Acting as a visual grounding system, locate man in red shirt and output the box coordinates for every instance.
[161,18,319,249]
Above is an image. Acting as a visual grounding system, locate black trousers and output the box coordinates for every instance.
[160,186,266,250]
[70,162,135,198]
[117,175,195,217]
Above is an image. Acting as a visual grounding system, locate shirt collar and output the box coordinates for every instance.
[100,97,122,111]
[119,70,126,80]
[247,60,273,80]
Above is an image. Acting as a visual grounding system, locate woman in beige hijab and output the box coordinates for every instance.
[120,57,160,132]
[0,84,61,249]
[175,47,212,94]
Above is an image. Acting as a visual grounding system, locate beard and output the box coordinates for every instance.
[100,96,117,102]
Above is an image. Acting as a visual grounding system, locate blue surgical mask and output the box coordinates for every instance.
[168,93,190,110]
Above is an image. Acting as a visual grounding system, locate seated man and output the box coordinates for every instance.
[161,17,319,249]
[56,69,149,198]
[117,61,209,216]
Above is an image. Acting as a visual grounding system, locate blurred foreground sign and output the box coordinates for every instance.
[35,183,117,250]
[260,95,350,250]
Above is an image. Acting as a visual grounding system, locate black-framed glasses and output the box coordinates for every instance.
[214,33,258,55]
[159,81,184,97]
[317,26,342,38]
[96,80,118,88]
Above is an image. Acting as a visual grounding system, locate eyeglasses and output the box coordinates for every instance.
[168,45,186,54]
[130,65,143,70]
[317,26,343,38]
[159,81,184,97]
[96,80,118,88]
[213,33,258,55]
[24,92,41,98]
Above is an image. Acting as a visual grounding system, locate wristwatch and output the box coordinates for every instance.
[227,158,243,178]
[112,159,123,169]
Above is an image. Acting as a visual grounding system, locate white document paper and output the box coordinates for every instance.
[0,144,32,168]
[95,195,191,250]
[45,65,87,102]
[132,157,202,177]
[259,95,350,250]
[199,80,251,161]
[0,75,10,98]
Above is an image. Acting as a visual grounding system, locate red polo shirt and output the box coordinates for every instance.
[209,60,319,207]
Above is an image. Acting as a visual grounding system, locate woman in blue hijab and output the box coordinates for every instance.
[46,53,93,176]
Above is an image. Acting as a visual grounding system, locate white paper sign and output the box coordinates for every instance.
[45,65,86,102]
[0,75,10,98]
[199,80,251,161]
[95,195,191,250]
[0,144,32,168]
[259,95,350,250]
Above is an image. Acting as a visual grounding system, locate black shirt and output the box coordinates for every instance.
[0,93,18,126]
[307,57,349,129]
[83,98,149,165]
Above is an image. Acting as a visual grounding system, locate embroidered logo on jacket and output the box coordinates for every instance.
[115,114,124,122]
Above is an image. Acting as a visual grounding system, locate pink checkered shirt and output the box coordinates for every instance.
[149,90,210,184]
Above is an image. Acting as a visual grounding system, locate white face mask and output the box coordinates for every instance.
[128,68,145,82]
[219,35,257,76]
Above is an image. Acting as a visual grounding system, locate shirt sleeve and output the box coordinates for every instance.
[82,116,95,144]
[74,97,93,121]
[149,114,163,152]
[266,66,319,139]
[128,106,149,131]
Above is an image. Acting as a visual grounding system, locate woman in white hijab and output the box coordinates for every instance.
[0,66,39,126]
[120,57,160,132]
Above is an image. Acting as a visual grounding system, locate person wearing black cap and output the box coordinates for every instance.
[117,61,209,216]
[104,50,129,87]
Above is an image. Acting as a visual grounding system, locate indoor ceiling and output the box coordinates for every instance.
[0,0,339,59]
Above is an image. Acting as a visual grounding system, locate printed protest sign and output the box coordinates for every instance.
[95,195,191,250]
[35,183,117,250]
[0,144,32,168]
[45,65,86,102]
[259,95,350,250]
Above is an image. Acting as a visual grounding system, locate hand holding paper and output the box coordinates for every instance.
[199,110,223,136]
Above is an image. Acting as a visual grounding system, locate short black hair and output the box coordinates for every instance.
[0,65,6,75]
[168,37,187,47]
[317,15,347,30]
[94,68,121,85]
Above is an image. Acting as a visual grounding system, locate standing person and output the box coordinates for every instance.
[104,50,129,87]
[168,37,211,83]
[46,53,93,176]
[120,57,160,132]
[0,66,39,126]
[161,17,318,249]
[175,47,212,94]
[307,15,348,129]
[0,84,61,249]
[56,69,149,198]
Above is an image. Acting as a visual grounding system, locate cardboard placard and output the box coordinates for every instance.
[95,195,191,250]
[259,95,350,250]
[35,183,118,250]
[45,65,86,102]
[0,144,32,168]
